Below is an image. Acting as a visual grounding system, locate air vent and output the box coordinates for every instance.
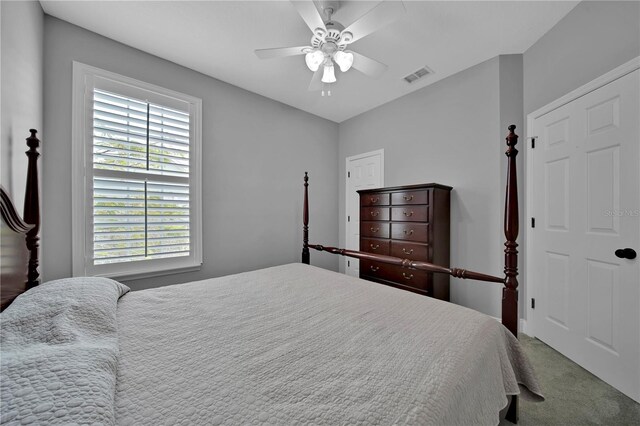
[403,66,433,83]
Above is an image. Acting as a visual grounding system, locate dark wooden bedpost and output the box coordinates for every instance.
[503,125,519,424]
[502,125,519,338]
[302,172,310,264]
[23,129,41,288]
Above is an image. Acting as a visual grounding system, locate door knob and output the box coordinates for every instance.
[615,248,637,260]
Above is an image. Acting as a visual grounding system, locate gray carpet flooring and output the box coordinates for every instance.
[499,334,640,425]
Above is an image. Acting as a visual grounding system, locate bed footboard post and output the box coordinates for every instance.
[503,125,519,338]
[302,172,310,265]
[23,129,41,288]
[503,125,519,424]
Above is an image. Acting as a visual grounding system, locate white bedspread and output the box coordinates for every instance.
[115,263,542,425]
[1,277,130,425]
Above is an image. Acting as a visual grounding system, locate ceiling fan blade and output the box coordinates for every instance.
[308,67,323,91]
[351,51,388,78]
[342,1,405,44]
[255,46,310,59]
[290,0,326,34]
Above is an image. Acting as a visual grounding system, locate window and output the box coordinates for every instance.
[72,62,202,279]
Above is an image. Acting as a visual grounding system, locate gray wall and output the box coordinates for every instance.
[1,0,43,210]
[339,56,522,318]
[524,0,640,116]
[43,16,339,290]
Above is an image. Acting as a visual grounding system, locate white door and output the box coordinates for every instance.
[531,69,639,402]
[346,150,384,277]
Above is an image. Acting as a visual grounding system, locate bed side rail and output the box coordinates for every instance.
[307,244,504,284]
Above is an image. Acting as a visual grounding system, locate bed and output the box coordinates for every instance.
[1,127,543,425]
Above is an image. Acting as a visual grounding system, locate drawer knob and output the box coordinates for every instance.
[403,229,414,236]
[402,248,414,255]
[403,195,414,201]
[370,197,379,203]
[370,227,379,232]
[370,265,380,272]
[403,211,414,217]
[402,272,414,280]
[370,211,380,217]
[370,244,380,250]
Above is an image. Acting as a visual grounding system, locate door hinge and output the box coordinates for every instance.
[348,215,350,222]
[348,260,350,267]
[348,171,351,178]
[531,298,536,309]
[531,217,536,228]
[529,136,537,149]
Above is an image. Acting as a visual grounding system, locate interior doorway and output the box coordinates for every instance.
[527,59,639,402]
[345,150,384,277]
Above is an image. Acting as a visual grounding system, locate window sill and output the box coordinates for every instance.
[87,262,202,283]
[118,264,203,282]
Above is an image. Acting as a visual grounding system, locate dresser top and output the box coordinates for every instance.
[357,183,452,194]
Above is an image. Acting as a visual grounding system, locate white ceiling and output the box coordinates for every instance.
[41,1,578,123]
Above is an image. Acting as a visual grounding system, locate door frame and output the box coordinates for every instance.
[345,149,384,275]
[525,56,640,337]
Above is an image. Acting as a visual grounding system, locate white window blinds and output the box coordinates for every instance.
[73,62,202,279]
[91,89,191,265]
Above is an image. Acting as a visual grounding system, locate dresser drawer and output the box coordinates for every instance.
[391,223,429,242]
[362,260,383,276]
[386,266,429,291]
[360,221,390,238]
[391,206,429,222]
[361,260,429,291]
[390,241,429,259]
[391,190,430,205]
[361,238,390,255]
[360,193,390,207]
[361,207,389,221]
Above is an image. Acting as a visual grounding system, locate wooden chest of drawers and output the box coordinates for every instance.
[358,183,452,300]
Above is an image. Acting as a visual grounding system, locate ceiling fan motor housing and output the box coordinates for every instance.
[310,19,351,49]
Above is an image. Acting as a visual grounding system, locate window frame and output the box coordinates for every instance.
[72,62,202,280]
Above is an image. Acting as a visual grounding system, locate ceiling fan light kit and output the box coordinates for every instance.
[333,51,354,72]
[255,0,405,94]
[305,50,325,72]
[321,63,336,83]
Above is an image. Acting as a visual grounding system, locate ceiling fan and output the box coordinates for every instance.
[255,0,405,93]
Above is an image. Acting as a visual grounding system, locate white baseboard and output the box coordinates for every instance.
[490,316,529,335]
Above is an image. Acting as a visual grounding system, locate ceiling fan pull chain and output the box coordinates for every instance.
[321,84,332,97]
